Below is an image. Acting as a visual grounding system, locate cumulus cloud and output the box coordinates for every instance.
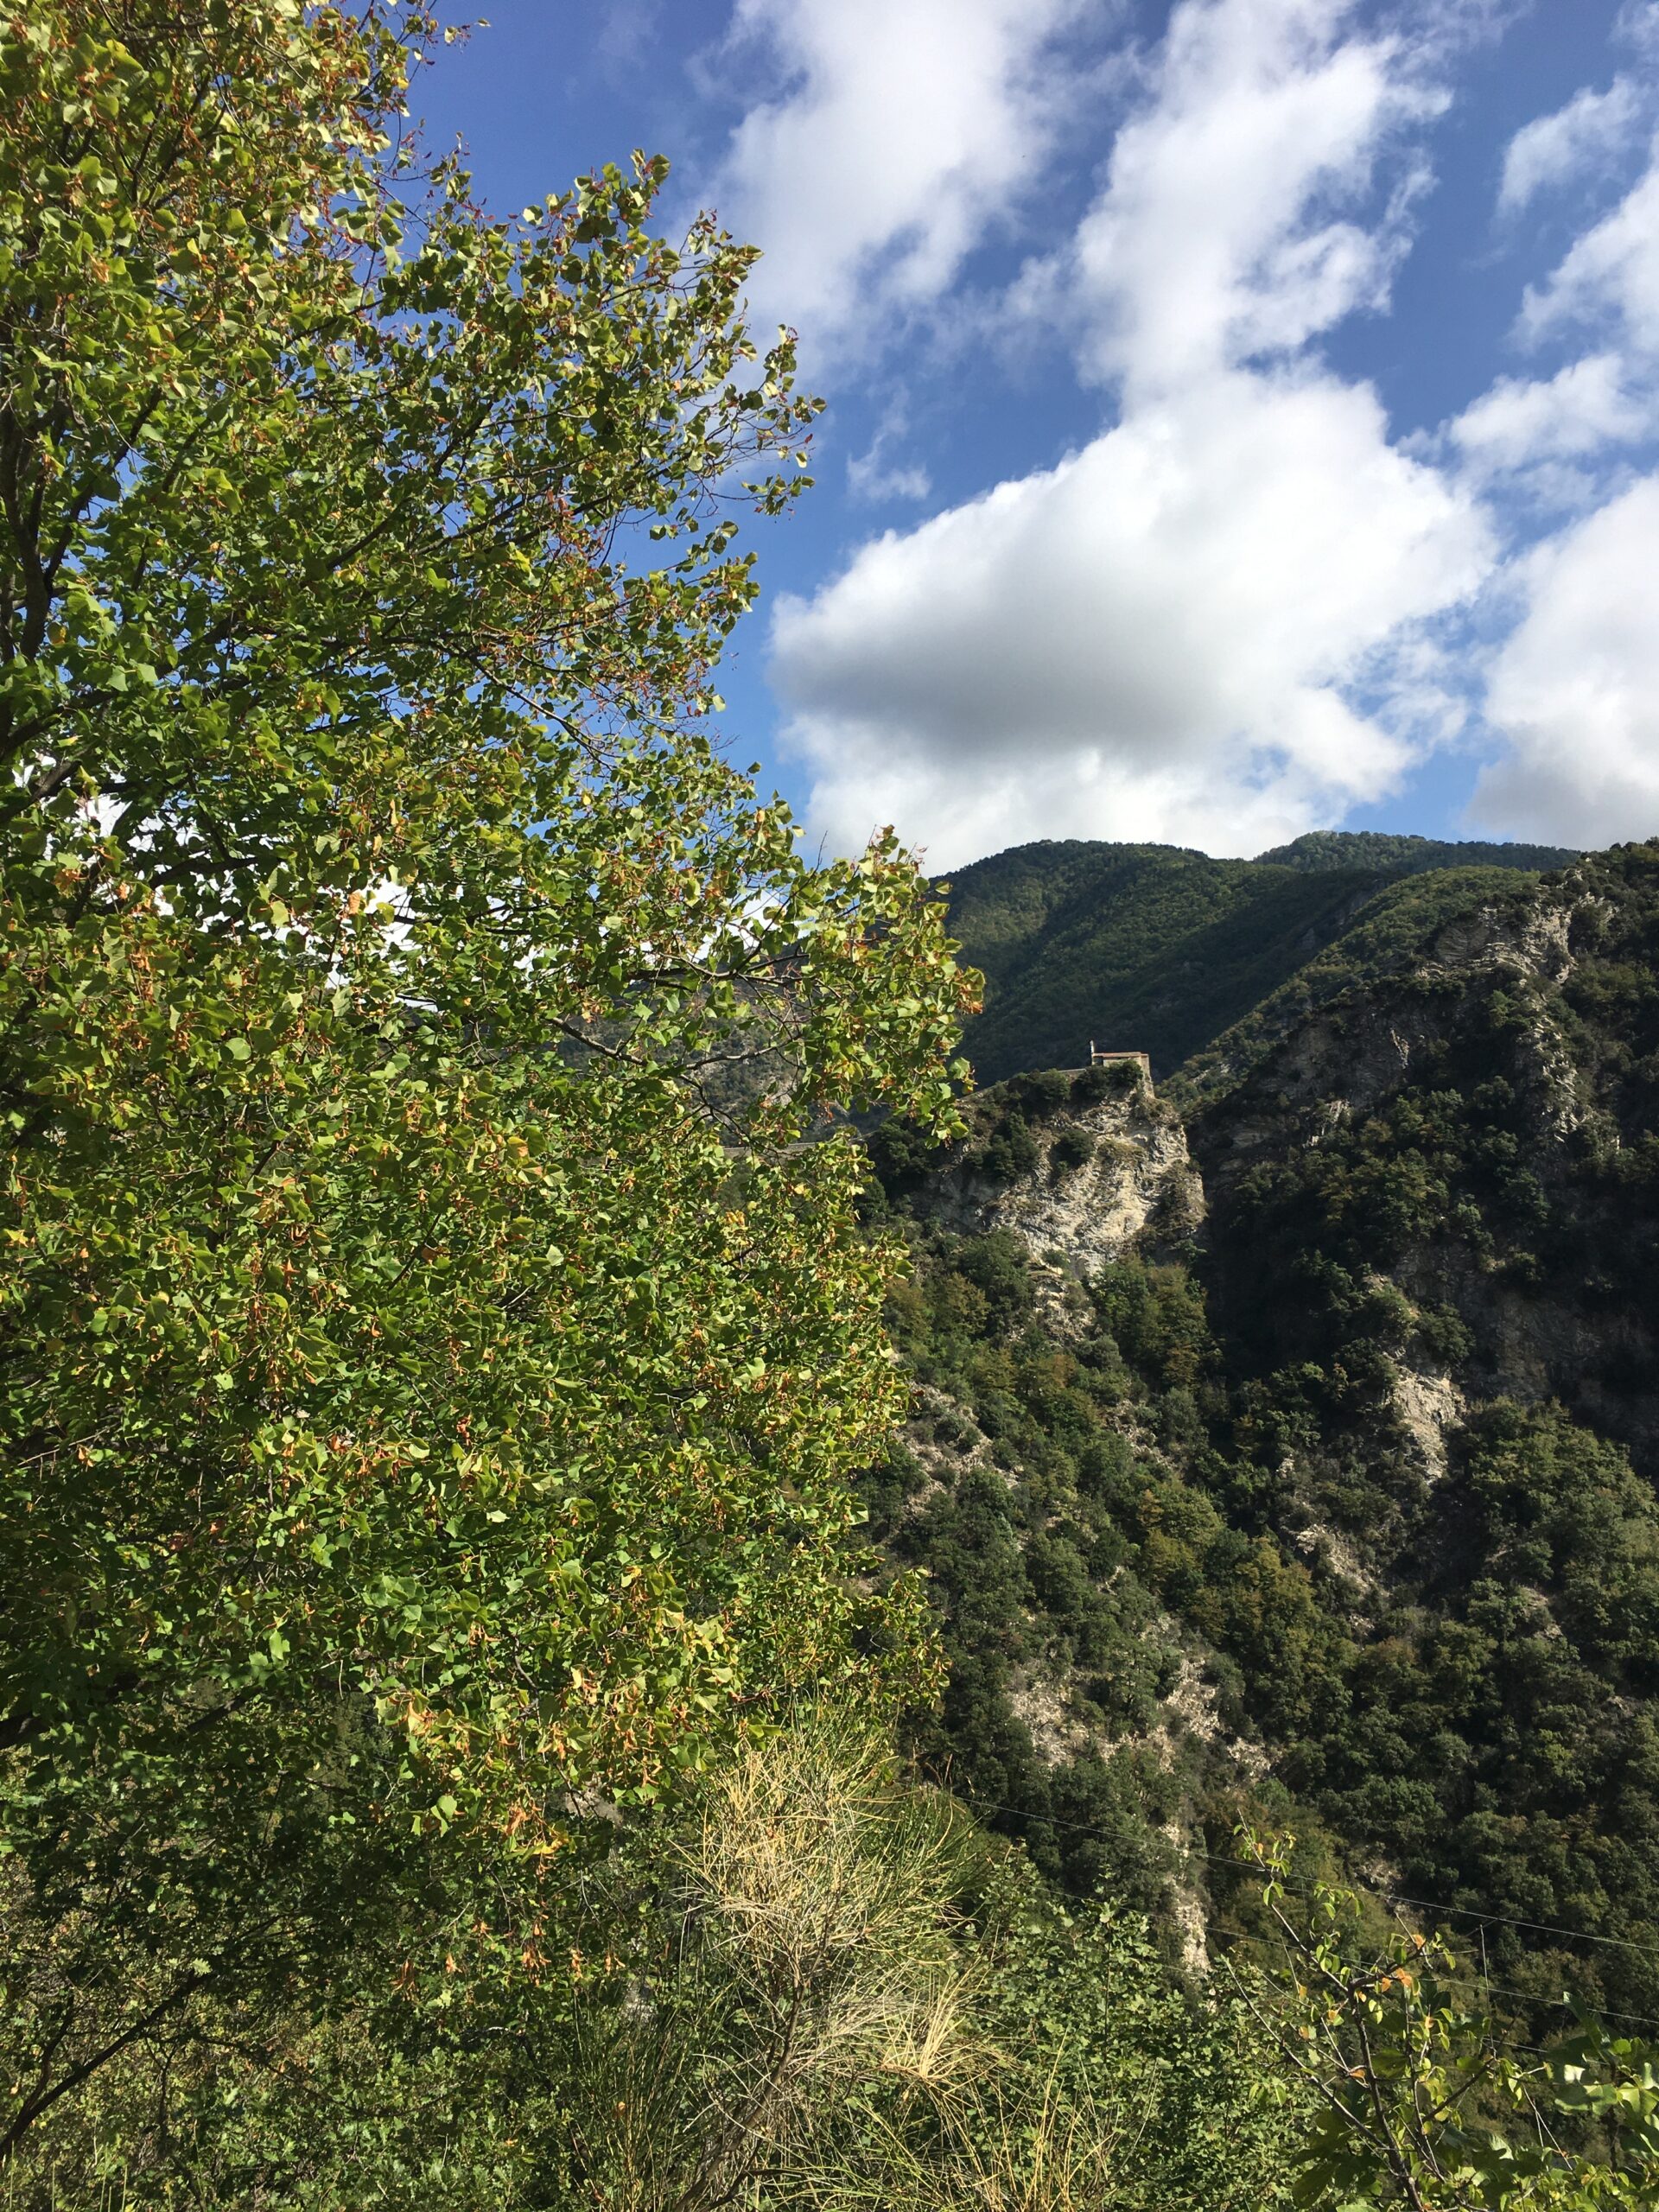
[1617,2,1659,62]
[1474,474,1659,843]
[1477,124,1659,531]
[1069,0,1440,391]
[1444,35,1659,841]
[1521,145,1659,354]
[770,0,1488,866]
[777,369,1487,864]
[1449,353,1652,481]
[1434,129,1659,515]
[708,0,1089,353]
[1497,79,1641,214]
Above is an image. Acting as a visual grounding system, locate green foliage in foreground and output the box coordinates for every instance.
[1235,1830,1659,2212]
[16,1720,1659,2212]
[0,0,971,2179]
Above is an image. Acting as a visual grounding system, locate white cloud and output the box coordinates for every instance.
[846,449,931,504]
[770,0,1488,866]
[1447,48,1659,843]
[1497,79,1641,214]
[778,365,1489,867]
[846,406,932,503]
[1068,0,1440,392]
[709,0,1090,353]
[1617,2,1659,61]
[1521,143,1659,354]
[1475,126,1659,487]
[1449,353,1652,480]
[1474,474,1659,844]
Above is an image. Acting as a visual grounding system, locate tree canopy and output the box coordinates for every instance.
[0,0,972,2173]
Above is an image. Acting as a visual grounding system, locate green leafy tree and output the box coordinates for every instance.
[0,0,972,2177]
[3,1719,1299,2210]
[1232,1833,1659,2211]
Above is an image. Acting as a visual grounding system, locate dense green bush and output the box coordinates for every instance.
[0,4,971,2190]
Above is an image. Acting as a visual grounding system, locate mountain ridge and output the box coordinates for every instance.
[1257,829,1581,875]
[939,833,1581,1090]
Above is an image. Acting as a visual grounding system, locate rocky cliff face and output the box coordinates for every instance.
[864,1069,1263,1940]
[869,843,1659,2002]
[1192,849,1659,1480]
[905,1074,1201,1277]
[902,849,1659,1495]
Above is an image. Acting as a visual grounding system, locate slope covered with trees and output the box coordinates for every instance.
[867,843,1659,2037]
[942,836,1578,1086]
[1258,830,1579,875]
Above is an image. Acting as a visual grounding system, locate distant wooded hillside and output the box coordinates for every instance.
[939,835,1578,1084]
[1258,829,1580,874]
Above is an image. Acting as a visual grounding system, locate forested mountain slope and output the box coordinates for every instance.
[1192,842,1659,1478]
[943,834,1578,1086]
[1259,830,1579,875]
[868,842,1659,2020]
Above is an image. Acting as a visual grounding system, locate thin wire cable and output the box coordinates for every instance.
[957,1790,1659,1966]
[1209,1926,1659,2036]
[1207,1941,1646,2186]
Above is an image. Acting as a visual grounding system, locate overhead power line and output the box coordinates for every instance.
[958,1790,1659,1969]
[1209,1926,1659,2037]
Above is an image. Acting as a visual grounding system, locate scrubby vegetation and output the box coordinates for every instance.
[867,843,1659,2045]
[31,1714,1659,2209]
[866,1202,1659,2025]
[3,7,1656,2205]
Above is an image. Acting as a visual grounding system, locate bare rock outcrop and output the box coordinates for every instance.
[907,1077,1203,1276]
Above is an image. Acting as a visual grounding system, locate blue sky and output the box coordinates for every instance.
[414,0,1659,868]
